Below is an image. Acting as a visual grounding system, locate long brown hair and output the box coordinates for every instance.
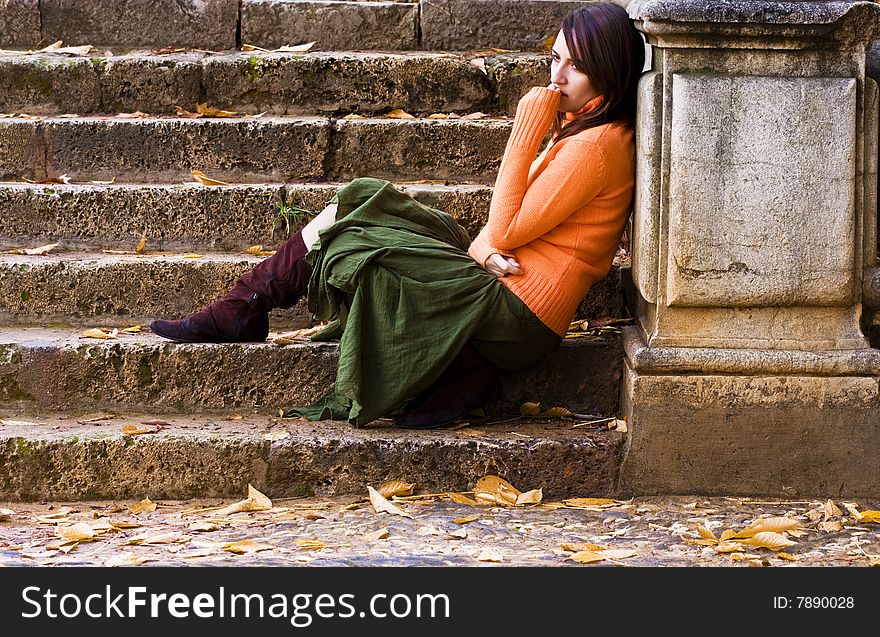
[551,3,644,144]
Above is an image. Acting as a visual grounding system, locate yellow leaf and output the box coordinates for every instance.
[188,522,219,532]
[80,327,118,340]
[190,169,230,186]
[274,42,316,53]
[777,552,799,561]
[561,497,619,508]
[447,492,478,505]
[106,553,147,567]
[121,325,142,333]
[367,486,413,518]
[477,548,504,562]
[714,541,742,553]
[568,550,604,564]
[135,234,146,253]
[365,528,389,541]
[473,475,522,506]
[241,44,268,52]
[379,481,415,499]
[857,510,880,524]
[730,552,761,562]
[737,531,797,551]
[453,516,479,525]
[130,499,157,515]
[818,520,844,532]
[223,539,274,554]
[295,539,326,551]
[543,35,556,52]
[272,323,330,345]
[383,108,415,120]
[561,543,606,552]
[732,517,800,539]
[719,529,736,541]
[175,104,201,118]
[244,245,264,255]
[600,549,637,561]
[427,113,448,119]
[56,523,98,542]
[519,402,573,419]
[341,113,367,120]
[515,489,543,505]
[121,424,159,435]
[697,525,717,541]
[823,499,843,518]
[215,485,273,516]
[196,102,238,118]
[126,531,191,545]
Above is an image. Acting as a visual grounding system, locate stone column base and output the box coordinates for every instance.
[619,327,880,497]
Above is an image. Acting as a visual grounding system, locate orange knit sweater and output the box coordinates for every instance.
[468,86,636,337]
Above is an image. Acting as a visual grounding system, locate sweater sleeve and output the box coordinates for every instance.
[483,87,608,251]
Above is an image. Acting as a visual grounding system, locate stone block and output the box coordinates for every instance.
[631,70,661,305]
[35,117,329,182]
[241,0,418,50]
[40,0,239,49]
[0,120,42,181]
[667,74,857,307]
[202,51,496,116]
[0,0,39,46]
[420,0,583,50]
[485,54,551,116]
[328,118,509,182]
[0,56,101,115]
[99,54,203,114]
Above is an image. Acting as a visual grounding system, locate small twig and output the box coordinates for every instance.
[570,417,615,429]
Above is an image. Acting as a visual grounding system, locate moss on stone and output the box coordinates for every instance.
[138,359,154,387]
[15,438,30,457]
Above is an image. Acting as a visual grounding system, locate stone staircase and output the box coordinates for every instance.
[0,0,631,500]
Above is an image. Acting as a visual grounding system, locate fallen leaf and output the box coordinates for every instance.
[818,520,844,532]
[272,323,329,345]
[714,541,742,554]
[453,516,479,525]
[461,112,487,120]
[737,531,797,551]
[383,108,415,119]
[196,102,238,118]
[188,522,220,532]
[41,41,93,55]
[0,508,15,521]
[697,525,717,541]
[365,529,389,541]
[223,539,274,554]
[175,105,201,118]
[561,543,606,552]
[543,35,556,52]
[56,523,98,542]
[275,42,316,53]
[477,548,504,562]
[367,486,413,518]
[117,112,149,119]
[777,552,799,561]
[106,553,147,567]
[447,492,478,505]
[190,170,230,186]
[55,542,78,554]
[568,550,605,564]
[80,328,118,339]
[473,475,521,506]
[295,539,326,551]
[341,113,367,120]
[448,528,468,539]
[519,402,573,419]
[121,326,142,334]
[121,424,160,435]
[183,254,204,259]
[561,497,619,508]
[823,499,843,519]
[215,485,273,516]
[731,517,800,539]
[613,419,628,432]
[515,489,543,505]
[379,481,415,499]
[469,58,486,74]
[130,499,157,515]
[427,113,448,119]
[127,531,191,545]
[857,510,880,524]
[141,419,171,426]
[135,233,146,253]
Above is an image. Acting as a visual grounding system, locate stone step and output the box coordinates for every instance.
[0,51,547,118]
[0,182,493,251]
[0,251,628,325]
[0,115,511,183]
[0,327,624,417]
[0,412,624,500]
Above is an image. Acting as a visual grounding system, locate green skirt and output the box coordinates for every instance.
[285,178,561,427]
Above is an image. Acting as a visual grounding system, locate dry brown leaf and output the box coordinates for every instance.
[196,102,238,118]
[121,326,142,334]
[243,245,275,257]
[135,234,146,253]
[127,531,191,545]
[731,517,800,539]
[519,402,574,419]
[41,41,93,55]
[477,548,504,563]
[0,508,14,521]
[730,552,761,562]
[824,499,843,518]
[454,516,479,525]
[130,499,157,515]
[473,475,522,506]
[175,105,201,118]
[447,492,478,505]
[223,539,274,554]
[719,529,736,541]
[714,541,742,553]
[80,328,118,340]
[188,522,220,532]
[461,112,487,120]
[295,539,326,551]
[600,549,637,561]
[190,170,230,186]
[568,550,604,564]
[857,510,880,524]
[57,523,98,542]
[121,424,160,435]
[697,525,718,541]
[818,520,844,533]
[561,543,606,552]
[106,553,147,567]
[383,108,415,120]
[13,242,61,255]
[215,484,273,516]
[341,113,367,120]
[777,552,799,561]
[367,486,413,518]
[427,113,448,119]
[365,528,390,541]
[561,497,619,508]
[515,489,543,505]
[272,323,329,345]
[275,42,316,53]
[737,531,797,551]
[379,481,415,499]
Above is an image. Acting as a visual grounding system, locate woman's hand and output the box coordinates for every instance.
[484,253,523,278]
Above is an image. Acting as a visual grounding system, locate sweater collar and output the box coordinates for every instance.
[564,94,604,122]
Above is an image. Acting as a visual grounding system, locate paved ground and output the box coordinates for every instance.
[2,489,879,567]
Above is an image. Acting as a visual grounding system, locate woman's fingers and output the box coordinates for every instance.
[485,254,522,277]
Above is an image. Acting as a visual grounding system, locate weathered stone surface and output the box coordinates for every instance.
[99,55,203,114]
[202,51,496,116]
[420,0,582,50]
[0,416,624,500]
[0,120,42,181]
[631,70,661,305]
[667,74,857,308]
[328,118,510,182]
[620,362,880,498]
[486,54,551,116]
[241,0,418,51]
[0,56,100,115]
[0,328,622,417]
[3,117,330,182]
[0,0,39,47]
[41,0,239,49]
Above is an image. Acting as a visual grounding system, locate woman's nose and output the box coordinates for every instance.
[550,69,566,85]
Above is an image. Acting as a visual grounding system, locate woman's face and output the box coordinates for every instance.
[549,29,600,113]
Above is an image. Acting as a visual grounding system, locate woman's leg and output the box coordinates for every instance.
[150,203,338,343]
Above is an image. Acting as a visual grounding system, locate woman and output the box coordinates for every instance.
[151,2,644,428]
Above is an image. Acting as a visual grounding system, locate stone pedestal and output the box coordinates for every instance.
[621,0,880,496]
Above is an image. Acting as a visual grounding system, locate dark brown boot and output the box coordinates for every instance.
[392,345,499,429]
[150,230,312,343]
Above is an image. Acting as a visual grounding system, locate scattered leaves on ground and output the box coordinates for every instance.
[215,485,273,516]
[80,328,119,339]
[223,539,274,554]
[367,486,413,519]
[130,499,157,515]
[379,481,415,499]
[8,242,60,255]
[189,169,230,186]
[121,424,161,436]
